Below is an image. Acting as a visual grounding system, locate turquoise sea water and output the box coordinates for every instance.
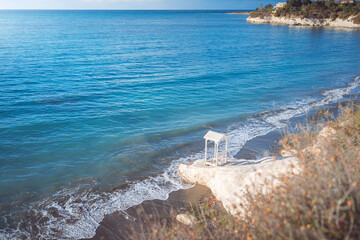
[0,10,360,239]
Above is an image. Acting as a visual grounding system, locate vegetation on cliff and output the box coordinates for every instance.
[129,106,360,239]
[250,0,360,24]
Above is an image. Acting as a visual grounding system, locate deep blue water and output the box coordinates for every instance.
[0,10,360,239]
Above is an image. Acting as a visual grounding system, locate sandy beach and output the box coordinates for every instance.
[86,184,211,240]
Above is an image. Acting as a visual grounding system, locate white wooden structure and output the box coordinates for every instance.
[204,130,228,166]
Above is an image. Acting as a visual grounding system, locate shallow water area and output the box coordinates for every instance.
[0,10,359,239]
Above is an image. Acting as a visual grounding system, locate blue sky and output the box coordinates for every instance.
[0,0,279,10]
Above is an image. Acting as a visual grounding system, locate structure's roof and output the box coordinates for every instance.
[204,130,227,143]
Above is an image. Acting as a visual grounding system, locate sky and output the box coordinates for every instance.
[0,0,280,10]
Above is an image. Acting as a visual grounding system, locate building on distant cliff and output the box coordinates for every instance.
[335,0,354,4]
[274,2,287,10]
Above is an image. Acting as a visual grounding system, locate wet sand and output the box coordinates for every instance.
[86,184,211,240]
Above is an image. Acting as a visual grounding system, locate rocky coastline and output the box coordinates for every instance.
[247,15,360,28]
[177,123,343,217]
[178,156,300,215]
[226,11,251,15]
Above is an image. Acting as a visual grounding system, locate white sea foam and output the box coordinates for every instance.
[1,75,359,240]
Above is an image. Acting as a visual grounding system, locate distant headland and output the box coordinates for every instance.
[227,11,251,15]
[247,0,360,28]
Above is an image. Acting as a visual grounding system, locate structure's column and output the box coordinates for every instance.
[215,143,218,166]
[205,140,207,163]
[225,137,228,163]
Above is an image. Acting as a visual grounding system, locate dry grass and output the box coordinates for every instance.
[129,107,360,240]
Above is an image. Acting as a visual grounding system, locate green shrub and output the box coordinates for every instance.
[254,0,359,20]
[354,14,360,24]
[330,12,337,20]
[249,11,260,18]
[249,9,272,19]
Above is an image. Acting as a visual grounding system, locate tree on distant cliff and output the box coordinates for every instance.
[326,0,336,9]
[287,0,302,7]
[253,0,359,21]
[264,4,273,12]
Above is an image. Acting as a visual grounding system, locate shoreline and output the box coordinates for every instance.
[3,73,358,239]
[87,98,359,239]
[226,11,250,15]
[86,184,212,240]
[5,81,358,240]
[87,126,286,239]
[85,113,311,239]
[156,102,360,239]
[246,15,360,28]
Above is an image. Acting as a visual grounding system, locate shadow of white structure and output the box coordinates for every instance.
[204,130,228,166]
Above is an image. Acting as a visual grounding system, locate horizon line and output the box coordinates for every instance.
[0,9,253,11]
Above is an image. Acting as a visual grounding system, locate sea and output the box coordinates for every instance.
[0,10,359,239]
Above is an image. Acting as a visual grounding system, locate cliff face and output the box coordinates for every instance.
[178,156,300,215]
[247,15,360,28]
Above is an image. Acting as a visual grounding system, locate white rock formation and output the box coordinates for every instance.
[176,214,198,226]
[178,156,300,215]
[246,15,360,28]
